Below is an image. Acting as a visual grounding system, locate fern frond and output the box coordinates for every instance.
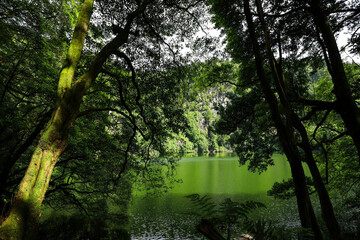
[238,200,266,216]
[186,194,218,218]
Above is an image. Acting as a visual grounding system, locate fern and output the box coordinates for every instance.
[244,219,275,240]
[185,194,218,218]
[187,194,314,240]
[238,201,266,218]
[186,194,266,240]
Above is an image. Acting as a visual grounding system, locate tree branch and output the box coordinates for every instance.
[113,126,137,183]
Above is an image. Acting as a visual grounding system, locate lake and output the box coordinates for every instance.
[129,152,306,239]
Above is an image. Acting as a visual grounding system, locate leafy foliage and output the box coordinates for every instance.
[186,194,265,239]
[267,177,315,200]
[0,1,223,237]
[1,0,360,238]
[0,0,77,208]
[186,194,218,218]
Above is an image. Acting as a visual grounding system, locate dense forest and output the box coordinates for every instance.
[0,0,359,239]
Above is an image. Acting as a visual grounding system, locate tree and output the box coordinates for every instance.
[0,1,95,238]
[254,1,342,238]
[309,0,360,160]
[208,0,321,237]
[0,0,76,210]
[207,0,351,238]
[0,0,209,238]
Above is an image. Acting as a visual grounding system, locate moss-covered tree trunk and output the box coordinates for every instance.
[0,118,69,240]
[0,0,154,238]
[0,84,91,239]
[0,0,94,239]
[0,111,51,204]
[310,0,360,160]
[243,1,322,238]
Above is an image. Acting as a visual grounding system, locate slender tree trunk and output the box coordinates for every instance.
[243,1,322,238]
[310,0,360,161]
[254,1,343,238]
[300,138,344,240]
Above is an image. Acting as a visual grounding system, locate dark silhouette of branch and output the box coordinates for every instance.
[312,109,331,141]
[112,50,152,128]
[163,0,207,34]
[113,126,137,183]
[315,26,333,75]
[311,110,331,184]
[296,97,335,121]
[332,8,360,32]
[141,13,179,66]
[97,69,148,140]
[322,131,348,144]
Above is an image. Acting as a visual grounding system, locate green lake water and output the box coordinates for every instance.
[130,152,306,239]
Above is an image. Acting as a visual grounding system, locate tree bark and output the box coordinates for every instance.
[243,1,322,239]
[310,0,360,161]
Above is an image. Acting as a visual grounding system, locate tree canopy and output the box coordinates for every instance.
[0,0,360,239]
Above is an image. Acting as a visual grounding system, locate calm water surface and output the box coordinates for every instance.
[130,153,304,239]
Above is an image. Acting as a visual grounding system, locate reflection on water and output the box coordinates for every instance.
[130,153,303,240]
[172,153,291,195]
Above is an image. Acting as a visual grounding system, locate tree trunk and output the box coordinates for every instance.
[243,1,322,238]
[197,219,226,240]
[0,0,94,239]
[0,134,65,239]
[302,142,344,240]
[310,0,360,161]
[226,223,231,240]
[254,1,343,238]
[0,0,153,238]
[0,111,51,201]
[0,77,91,239]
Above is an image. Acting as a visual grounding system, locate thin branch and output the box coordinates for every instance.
[333,9,360,32]
[60,188,89,215]
[163,0,207,34]
[311,110,331,184]
[315,26,333,75]
[98,69,148,140]
[113,50,149,126]
[261,6,307,18]
[113,126,137,183]
[297,97,335,110]
[141,13,178,65]
[312,109,331,141]
[322,131,348,144]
